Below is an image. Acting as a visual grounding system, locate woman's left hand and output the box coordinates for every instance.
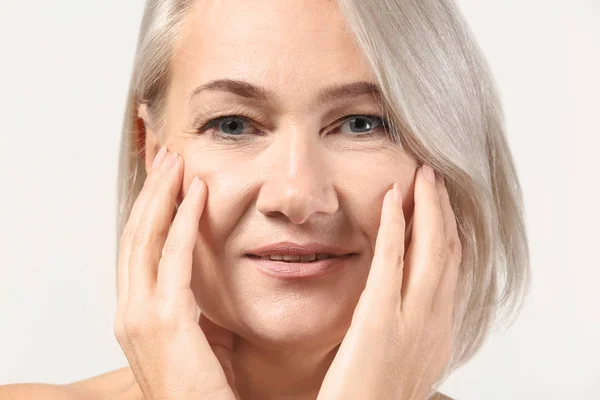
[317,165,462,400]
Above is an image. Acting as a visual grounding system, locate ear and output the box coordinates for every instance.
[137,103,161,174]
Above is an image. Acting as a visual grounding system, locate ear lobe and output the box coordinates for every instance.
[137,103,160,174]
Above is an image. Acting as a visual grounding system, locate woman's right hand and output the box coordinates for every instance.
[114,146,239,400]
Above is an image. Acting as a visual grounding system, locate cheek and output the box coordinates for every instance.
[181,151,252,234]
[179,145,415,250]
[337,155,415,249]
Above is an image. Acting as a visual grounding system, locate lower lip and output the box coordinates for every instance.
[246,255,356,279]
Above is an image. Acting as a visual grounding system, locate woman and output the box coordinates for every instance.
[0,0,530,399]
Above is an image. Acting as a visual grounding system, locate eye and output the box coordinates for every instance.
[197,115,257,140]
[195,114,389,140]
[333,115,387,136]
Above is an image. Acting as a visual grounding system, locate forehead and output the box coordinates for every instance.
[171,0,377,107]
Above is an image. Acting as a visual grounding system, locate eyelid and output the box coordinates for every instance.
[324,104,386,129]
[192,104,267,131]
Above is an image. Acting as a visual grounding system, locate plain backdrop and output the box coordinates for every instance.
[0,1,598,399]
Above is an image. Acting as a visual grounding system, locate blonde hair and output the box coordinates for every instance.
[117,0,531,390]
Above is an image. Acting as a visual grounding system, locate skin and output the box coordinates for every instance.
[0,0,460,399]
[139,0,421,397]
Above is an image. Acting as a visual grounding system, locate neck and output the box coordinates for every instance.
[232,336,340,400]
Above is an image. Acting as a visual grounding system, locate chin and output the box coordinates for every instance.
[231,294,356,350]
[193,255,369,350]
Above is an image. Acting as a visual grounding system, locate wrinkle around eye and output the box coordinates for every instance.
[188,103,271,133]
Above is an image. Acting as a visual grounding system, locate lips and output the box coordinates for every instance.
[245,241,357,258]
[247,253,356,279]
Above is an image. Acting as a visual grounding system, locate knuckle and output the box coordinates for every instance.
[161,238,185,257]
[131,229,151,249]
[155,302,179,329]
[113,318,126,342]
[378,238,404,267]
[123,307,155,339]
[131,228,162,251]
[432,243,447,265]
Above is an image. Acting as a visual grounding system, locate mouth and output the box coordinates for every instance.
[244,253,358,279]
[245,253,356,263]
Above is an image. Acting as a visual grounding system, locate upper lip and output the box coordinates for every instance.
[246,241,357,257]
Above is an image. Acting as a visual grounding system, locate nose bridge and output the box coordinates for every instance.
[285,130,316,186]
[256,128,338,224]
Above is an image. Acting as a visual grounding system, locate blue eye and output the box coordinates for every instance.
[200,115,255,138]
[196,114,388,140]
[337,116,386,135]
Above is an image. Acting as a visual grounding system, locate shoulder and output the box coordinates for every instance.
[0,383,80,399]
[0,366,141,400]
[0,369,453,400]
[432,392,455,400]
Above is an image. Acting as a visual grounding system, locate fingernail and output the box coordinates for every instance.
[151,145,167,169]
[422,164,435,184]
[166,151,179,168]
[392,182,402,204]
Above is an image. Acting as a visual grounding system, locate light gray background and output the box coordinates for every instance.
[0,1,598,399]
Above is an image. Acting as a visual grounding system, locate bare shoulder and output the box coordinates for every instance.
[0,383,81,400]
[0,366,139,400]
[432,392,455,400]
[67,365,138,397]
[1,369,452,400]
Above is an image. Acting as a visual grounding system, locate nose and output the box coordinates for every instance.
[256,130,339,224]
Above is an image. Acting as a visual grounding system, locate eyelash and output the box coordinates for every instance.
[194,113,390,141]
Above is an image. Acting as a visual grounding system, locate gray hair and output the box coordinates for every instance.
[117,0,531,391]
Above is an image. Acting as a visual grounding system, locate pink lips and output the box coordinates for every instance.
[246,241,356,257]
[244,241,359,280]
[246,254,356,279]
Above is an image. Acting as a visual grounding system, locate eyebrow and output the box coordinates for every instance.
[189,79,382,105]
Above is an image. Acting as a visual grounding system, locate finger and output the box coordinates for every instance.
[364,183,406,305]
[401,164,446,312]
[117,145,168,306]
[157,176,207,295]
[128,151,183,301]
[432,178,462,317]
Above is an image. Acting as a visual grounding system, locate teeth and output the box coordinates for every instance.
[300,254,316,261]
[260,253,334,262]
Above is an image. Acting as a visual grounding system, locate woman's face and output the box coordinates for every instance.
[145,0,417,348]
